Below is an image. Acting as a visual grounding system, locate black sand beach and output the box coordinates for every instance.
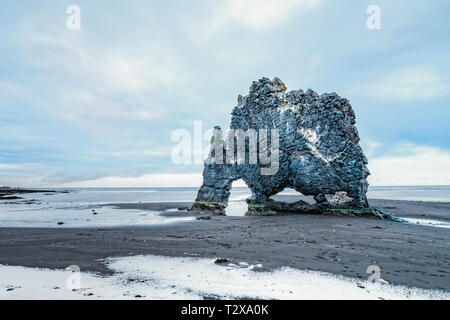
[0,196,449,291]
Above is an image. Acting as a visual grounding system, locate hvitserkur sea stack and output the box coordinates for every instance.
[193,77,374,216]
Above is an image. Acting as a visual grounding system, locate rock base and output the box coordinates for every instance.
[246,199,395,220]
[190,201,227,214]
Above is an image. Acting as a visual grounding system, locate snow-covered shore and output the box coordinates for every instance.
[1,255,449,300]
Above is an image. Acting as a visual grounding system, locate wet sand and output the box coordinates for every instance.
[0,197,449,291]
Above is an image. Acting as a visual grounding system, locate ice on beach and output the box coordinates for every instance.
[0,189,197,228]
[400,217,450,229]
[1,255,449,300]
[0,204,195,228]
[0,187,251,227]
[0,264,198,300]
[2,187,449,227]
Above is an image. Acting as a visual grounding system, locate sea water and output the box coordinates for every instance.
[0,186,448,227]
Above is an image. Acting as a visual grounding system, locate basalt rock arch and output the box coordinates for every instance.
[192,77,386,218]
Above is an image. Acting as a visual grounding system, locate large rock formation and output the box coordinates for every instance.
[193,77,373,216]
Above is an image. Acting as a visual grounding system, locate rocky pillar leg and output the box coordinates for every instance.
[192,179,233,213]
[350,194,369,208]
[245,182,274,215]
[192,160,238,213]
[348,183,369,208]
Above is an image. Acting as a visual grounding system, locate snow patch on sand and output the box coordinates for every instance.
[400,217,450,229]
[0,264,198,300]
[1,255,448,300]
[0,205,195,228]
[106,255,449,300]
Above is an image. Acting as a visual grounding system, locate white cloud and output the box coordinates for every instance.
[0,164,19,170]
[98,150,168,159]
[350,66,449,100]
[57,172,252,188]
[5,143,450,187]
[25,30,187,125]
[58,173,204,188]
[197,0,323,37]
[368,143,450,186]
[1,171,250,189]
[0,172,55,188]
[0,81,21,100]
[360,139,381,158]
[31,31,186,93]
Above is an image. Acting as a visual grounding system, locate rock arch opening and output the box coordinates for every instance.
[270,188,315,205]
[225,179,252,216]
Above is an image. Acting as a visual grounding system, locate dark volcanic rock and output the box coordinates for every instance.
[0,196,23,200]
[214,258,231,264]
[193,77,373,215]
[0,187,62,197]
[247,199,394,220]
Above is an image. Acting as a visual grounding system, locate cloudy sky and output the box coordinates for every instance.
[0,0,449,187]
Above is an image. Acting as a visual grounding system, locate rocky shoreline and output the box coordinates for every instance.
[191,196,395,220]
[0,187,68,202]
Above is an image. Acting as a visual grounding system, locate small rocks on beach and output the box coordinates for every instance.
[214,258,231,264]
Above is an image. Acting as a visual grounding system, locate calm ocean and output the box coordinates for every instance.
[0,186,448,228]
